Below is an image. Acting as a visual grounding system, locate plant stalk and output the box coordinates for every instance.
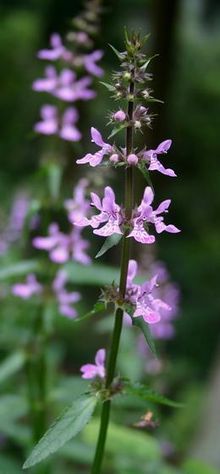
[91,81,135,474]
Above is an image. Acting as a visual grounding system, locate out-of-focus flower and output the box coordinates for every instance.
[34,105,81,142]
[65,178,90,223]
[83,50,104,77]
[37,33,72,62]
[33,223,90,265]
[53,269,81,318]
[80,349,106,379]
[12,274,42,299]
[76,127,113,167]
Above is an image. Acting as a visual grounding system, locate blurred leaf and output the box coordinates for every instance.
[23,394,97,469]
[65,261,119,286]
[73,301,106,324]
[137,162,154,191]
[0,260,40,281]
[108,123,128,139]
[47,162,62,201]
[0,351,26,384]
[108,44,125,60]
[0,395,27,426]
[95,234,122,258]
[132,316,157,356]
[0,454,22,474]
[100,81,115,92]
[60,439,93,464]
[125,383,184,408]
[183,459,219,474]
[83,419,161,461]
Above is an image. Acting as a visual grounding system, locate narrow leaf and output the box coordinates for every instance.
[73,301,106,324]
[138,162,154,191]
[100,81,115,92]
[108,44,125,60]
[132,317,157,356]
[0,351,26,384]
[126,383,184,408]
[23,394,97,469]
[108,123,128,139]
[0,260,40,281]
[95,234,122,259]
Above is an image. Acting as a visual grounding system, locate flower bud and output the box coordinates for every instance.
[134,120,141,129]
[110,153,119,163]
[127,154,138,165]
[113,110,126,122]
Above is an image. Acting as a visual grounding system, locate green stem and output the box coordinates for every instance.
[91,81,135,474]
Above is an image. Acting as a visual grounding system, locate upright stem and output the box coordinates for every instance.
[91,81,134,474]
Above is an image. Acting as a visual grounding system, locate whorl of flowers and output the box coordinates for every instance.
[33,0,103,142]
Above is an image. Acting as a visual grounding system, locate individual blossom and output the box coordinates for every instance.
[53,269,81,319]
[128,186,180,244]
[142,140,176,177]
[12,274,42,299]
[33,223,90,265]
[80,349,106,379]
[83,50,104,77]
[113,110,127,122]
[65,178,90,224]
[34,105,81,142]
[37,33,72,62]
[125,260,171,324]
[74,186,122,237]
[76,127,114,167]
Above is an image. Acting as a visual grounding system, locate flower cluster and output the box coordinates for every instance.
[74,185,180,243]
[80,348,106,380]
[33,2,103,142]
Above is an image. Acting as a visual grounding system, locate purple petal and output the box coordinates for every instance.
[155,139,172,154]
[80,364,98,379]
[155,199,171,214]
[95,348,106,367]
[91,127,105,147]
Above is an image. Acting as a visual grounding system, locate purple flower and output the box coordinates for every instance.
[53,269,81,319]
[126,260,170,324]
[76,127,113,167]
[113,110,126,122]
[74,186,122,237]
[54,71,95,102]
[34,105,81,142]
[65,179,90,224]
[128,187,180,244]
[37,33,72,62]
[143,140,176,177]
[33,223,90,265]
[12,274,42,299]
[127,153,138,165]
[80,349,106,379]
[83,50,104,77]
[32,66,58,92]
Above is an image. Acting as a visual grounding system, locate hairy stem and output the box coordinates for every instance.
[91,81,134,474]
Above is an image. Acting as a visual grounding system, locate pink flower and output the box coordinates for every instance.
[126,260,171,324]
[34,105,81,142]
[33,223,90,265]
[80,349,106,379]
[128,187,180,244]
[12,274,42,299]
[37,33,72,62]
[32,66,58,92]
[74,186,122,237]
[53,269,81,319]
[113,110,126,122]
[76,127,113,167]
[143,140,176,177]
[65,179,90,224]
[83,50,104,77]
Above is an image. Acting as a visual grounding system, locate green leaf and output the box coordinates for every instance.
[65,262,119,286]
[95,234,122,259]
[47,162,62,200]
[23,394,97,469]
[100,81,115,92]
[73,301,106,324]
[125,383,184,408]
[132,317,157,356]
[0,260,40,281]
[0,351,26,384]
[108,123,128,139]
[108,44,125,60]
[138,162,154,191]
[140,54,159,71]
[183,459,219,474]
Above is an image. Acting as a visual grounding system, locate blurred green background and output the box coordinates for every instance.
[0,0,220,472]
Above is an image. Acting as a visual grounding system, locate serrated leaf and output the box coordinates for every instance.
[95,234,122,259]
[108,123,128,139]
[132,317,157,356]
[73,301,106,324]
[125,383,184,408]
[138,162,154,191]
[0,351,26,384]
[23,394,97,469]
[100,81,115,92]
